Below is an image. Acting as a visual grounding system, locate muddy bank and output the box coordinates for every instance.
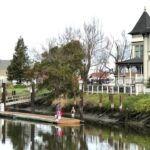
[63,110,150,129]
[83,111,150,129]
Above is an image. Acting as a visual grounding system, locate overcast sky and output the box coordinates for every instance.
[0,0,149,60]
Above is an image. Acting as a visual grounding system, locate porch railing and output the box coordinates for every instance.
[109,74,144,85]
[84,84,136,95]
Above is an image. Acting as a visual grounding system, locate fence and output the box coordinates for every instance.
[84,84,136,95]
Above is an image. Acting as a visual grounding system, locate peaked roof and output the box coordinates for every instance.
[89,72,110,79]
[129,10,150,35]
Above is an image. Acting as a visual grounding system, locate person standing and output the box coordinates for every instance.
[71,106,76,118]
[58,110,62,120]
[55,103,60,118]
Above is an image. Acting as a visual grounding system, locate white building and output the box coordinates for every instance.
[0,60,10,83]
[114,8,150,93]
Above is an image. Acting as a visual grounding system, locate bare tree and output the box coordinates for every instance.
[46,19,110,83]
[81,18,110,82]
[58,27,81,45]
[41,38,57,52]
[28,48,42,62]
[108,31,131,75]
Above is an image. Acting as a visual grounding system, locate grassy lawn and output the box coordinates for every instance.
[7,86,30,96]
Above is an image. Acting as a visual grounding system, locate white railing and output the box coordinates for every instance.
[135,74,144,83]
[143,87,150,94]
[84,81,148,95]
[84,84,136,95]
[109,74,144,85]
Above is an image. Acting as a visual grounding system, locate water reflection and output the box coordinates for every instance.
[0,118,149,150]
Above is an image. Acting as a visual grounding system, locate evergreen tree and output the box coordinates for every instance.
[38,40,84,97]
[7,36,30,83]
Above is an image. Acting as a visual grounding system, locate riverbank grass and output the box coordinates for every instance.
[64,93,150,113]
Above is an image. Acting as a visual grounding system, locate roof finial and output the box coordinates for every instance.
[144,6,146,12]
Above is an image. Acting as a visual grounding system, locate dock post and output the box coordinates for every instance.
[2,120,6,143]
[99,93,103,109]
[119,94,123,111]
[31,82,35,113]
[109,93,114,110]
[31,124,35,150]
[2,83,6,111]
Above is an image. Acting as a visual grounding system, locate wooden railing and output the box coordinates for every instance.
[6,95,30,101]
[1,95,31,106]
[0,93,51,106]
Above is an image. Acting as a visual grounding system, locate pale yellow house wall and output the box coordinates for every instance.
[147,35,150,81]
[131,35,143,43]
[131,34,150,83]
[132,45,135,58]
[131,34,143,59]
[143,35,148,83]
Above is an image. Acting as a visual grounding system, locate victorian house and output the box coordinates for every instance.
[115,8,150,94]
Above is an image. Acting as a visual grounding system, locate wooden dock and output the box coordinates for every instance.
[0,111,81,125]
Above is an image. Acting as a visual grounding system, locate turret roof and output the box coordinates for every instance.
[129,10,150,35]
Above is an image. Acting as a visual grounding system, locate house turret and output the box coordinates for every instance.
[129,8,150,83]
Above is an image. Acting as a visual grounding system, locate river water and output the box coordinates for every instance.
[0,118,149,150]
